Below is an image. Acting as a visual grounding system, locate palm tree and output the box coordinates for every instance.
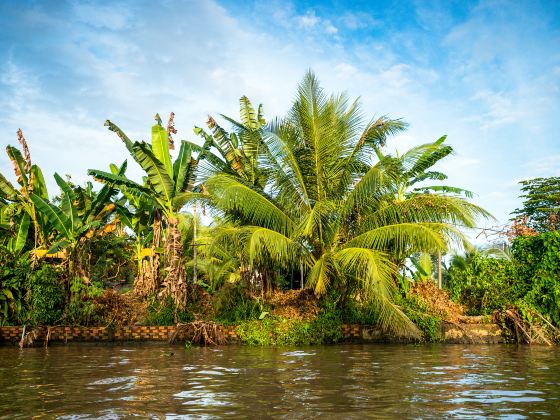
[205,71,490,337]
[193,96,267,186]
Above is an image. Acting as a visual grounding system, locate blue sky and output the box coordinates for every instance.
[1,0,559,236]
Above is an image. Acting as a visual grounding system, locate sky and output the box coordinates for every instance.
[1,0,559,238]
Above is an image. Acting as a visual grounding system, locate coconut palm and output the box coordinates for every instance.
[205,71,490,337]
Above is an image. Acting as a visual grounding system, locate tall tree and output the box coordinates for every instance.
[205,71,491,337]
[512,177,560,232]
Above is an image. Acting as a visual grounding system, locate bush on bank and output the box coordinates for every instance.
[447,231,560,328]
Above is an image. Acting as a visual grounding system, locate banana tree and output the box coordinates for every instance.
[29,163,126,290]
[88,115,213,309]
[0,130,50,251]
[383,136,474,201]
[113,183,158,295]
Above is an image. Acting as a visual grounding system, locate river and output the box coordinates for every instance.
[1,344,559,418]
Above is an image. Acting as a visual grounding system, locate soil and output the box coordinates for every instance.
[268,289,320,321]
[410,281,465,323]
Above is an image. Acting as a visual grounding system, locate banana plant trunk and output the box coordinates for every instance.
[160,217,187,311]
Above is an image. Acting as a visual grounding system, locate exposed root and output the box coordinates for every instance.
[19,327,41,348]
[169,321,227,346]
[495,305,556,345]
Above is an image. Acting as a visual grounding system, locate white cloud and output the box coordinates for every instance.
[339,11,380,30]
[294,9,338,36]
[0,0,558,233]
[298,10,320,28]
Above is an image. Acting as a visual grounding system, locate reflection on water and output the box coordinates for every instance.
[1,344,559,418]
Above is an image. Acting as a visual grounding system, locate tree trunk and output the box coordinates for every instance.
[160,217,187,311]
[134,215,162,297]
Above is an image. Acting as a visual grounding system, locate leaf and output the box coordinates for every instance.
[240,96,258,130]
[54,173,78,230]
[151,123,174,178]
[105,120,135,153]
[173,141,194,195]
[30,193,72,240]
[87,160,128,220]
[206,175,294,236]
[258,311,269,320]
[14,213,30,252]
[87,169,150,195]
[47,239,71,254]
[413,185,475,199]
[6,146,28,187]
[30,165,48,199]
[0,172,19,201]
[132,142,174,205]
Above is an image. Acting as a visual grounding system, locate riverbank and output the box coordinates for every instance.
[0,321,504,346]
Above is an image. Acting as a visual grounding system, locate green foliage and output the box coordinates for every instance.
[0,246,65,326]
[447,254,516,315]
[512,232,560,325]
[213,283,264,324]
[144,296,194,326]
[447,232,560,327]
[512,177,560,232]
[396,294,442,342]
[235,306,343,346]
[341,300,380,325]
[65,277,106,325]
[25,264,65,325]
[88,234,136,288]
[308,306,344,344]
[0,248,29,325]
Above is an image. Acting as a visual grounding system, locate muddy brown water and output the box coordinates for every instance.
[1,344,559,418]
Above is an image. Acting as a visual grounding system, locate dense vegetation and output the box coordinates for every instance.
[1,72,558,344]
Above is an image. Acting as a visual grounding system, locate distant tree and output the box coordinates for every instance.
[512,177,560,232]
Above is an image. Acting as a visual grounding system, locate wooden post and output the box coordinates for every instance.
[300,260,304,290]
[437,250,442,289]
[193,203,197,284]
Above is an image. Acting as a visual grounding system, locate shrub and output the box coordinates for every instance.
[396,294,442,342]
[26,264,65,325]
[236,306,343,346]
[144,295,193,326]
[447,254,516,315]
[213,283,264,324]
[513,232,560,325]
